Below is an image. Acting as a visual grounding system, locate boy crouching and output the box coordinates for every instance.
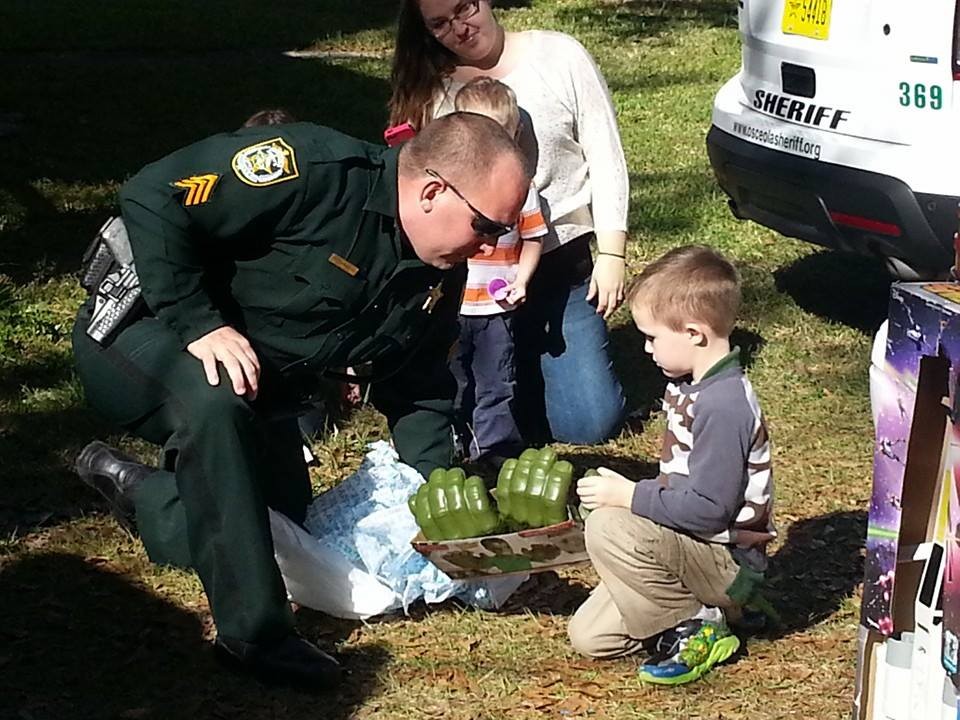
[569,245,775,685]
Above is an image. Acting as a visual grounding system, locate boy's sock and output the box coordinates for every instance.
[693,604,724,624]
[638,609,740,686]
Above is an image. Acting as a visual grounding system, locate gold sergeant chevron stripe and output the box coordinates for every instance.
[172,173,219,206]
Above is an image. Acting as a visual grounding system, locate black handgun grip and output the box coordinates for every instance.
[80,239,116,292]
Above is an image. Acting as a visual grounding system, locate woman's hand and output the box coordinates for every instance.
[587,254,625,319]
[504,280,528,305]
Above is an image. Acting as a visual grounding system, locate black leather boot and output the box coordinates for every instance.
[214,633,342,691]
[75,441,152,532]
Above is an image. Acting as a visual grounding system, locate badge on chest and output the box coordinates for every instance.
[422,284,444,313]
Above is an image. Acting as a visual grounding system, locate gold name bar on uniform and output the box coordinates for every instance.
[328,253,359,276]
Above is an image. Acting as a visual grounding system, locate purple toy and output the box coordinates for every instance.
[488,278,509,302]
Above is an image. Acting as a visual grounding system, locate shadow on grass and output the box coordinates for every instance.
[0,343,75,397]
[608,323,766,421]
[609,67,734,93]
[0,403,130,537]
[565,451,659,481]
[608,324,664,419]
[1,53,390,184]
[628,168,723,236]
[500,569,592,616]
[732,327,766,370]
[1,552,388,720]
[0,47,390,285]
[774,251,893,335]
[0,0,401,52]
[554,0,736,39]
[765,509,867,636]
[0,207,112,285]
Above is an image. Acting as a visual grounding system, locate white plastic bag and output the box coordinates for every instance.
[269,510,397,619]
[270,441,526,619]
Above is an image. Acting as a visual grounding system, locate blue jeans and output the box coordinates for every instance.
[515,236,626,444]
[452,313,524,461]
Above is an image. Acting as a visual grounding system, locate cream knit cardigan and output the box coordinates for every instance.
[433,30,630,254]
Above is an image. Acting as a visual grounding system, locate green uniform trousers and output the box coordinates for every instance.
[72,304,310,645]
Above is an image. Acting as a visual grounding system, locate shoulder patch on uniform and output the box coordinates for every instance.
[231,137,299,187]
[171,174,220,206]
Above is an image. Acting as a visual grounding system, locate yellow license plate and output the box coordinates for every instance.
[782,0,832,40]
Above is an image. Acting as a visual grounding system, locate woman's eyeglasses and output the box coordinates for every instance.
[426,0,480,39]
[425,168,515,238]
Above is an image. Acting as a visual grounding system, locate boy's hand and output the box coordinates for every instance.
[576,467,634,510]
[504,280,528,305]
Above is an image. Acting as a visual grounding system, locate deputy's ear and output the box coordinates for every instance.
[420,178,443,211]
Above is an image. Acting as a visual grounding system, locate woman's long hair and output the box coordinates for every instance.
[388,0,458,129]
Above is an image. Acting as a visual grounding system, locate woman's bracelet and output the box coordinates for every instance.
[597,251,626,260]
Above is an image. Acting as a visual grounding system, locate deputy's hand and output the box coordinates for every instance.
[186,326,260,399]
[576,466,634,510]
[586,254,625,319]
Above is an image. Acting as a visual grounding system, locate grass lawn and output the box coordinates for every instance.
[0,1,890,718]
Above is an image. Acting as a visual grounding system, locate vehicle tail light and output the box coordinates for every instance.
[829,211,902,237]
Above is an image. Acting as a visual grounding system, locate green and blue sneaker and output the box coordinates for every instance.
[638,618,740,685]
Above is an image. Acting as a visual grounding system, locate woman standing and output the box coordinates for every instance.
[390,0,628,445]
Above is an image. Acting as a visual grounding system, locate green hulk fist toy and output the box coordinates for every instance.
[409,468,500,540]
[496,447,574,529]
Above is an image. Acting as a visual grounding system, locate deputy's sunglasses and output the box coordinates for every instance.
[426,168,516,238]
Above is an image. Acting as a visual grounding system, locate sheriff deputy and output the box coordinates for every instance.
[71,112,528,690]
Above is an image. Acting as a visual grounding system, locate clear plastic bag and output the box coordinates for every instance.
[271,441,525,619]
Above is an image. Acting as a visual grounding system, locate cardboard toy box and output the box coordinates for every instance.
[410,510,589,580]
[854,282,960,720]
[862,282,957,636]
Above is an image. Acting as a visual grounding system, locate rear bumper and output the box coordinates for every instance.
[706,126,956,272]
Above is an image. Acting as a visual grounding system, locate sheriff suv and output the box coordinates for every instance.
[707,0,960,278]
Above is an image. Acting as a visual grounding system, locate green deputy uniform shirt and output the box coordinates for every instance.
[119,122,464,475]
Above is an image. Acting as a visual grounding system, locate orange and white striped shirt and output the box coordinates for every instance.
[461,182,547,316]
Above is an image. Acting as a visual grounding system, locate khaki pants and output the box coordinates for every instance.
[568,507,740,659]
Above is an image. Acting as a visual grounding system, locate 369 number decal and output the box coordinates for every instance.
[898,82,944,110]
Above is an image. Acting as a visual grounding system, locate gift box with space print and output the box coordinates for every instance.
[854,282,960,720]
[861,283,960,635]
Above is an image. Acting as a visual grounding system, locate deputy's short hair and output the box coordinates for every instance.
[242,108,296,127]
[454,77,520,137]
[626,245,740,337]
[398,111,525,190]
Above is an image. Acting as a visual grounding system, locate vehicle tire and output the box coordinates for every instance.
[883,256,942,282]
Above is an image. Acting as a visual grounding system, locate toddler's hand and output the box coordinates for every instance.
[576,467,634,510]
[504,281,528,305]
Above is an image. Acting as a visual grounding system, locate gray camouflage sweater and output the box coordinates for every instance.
[631,349,775,569]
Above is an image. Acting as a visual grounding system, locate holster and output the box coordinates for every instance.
[79,217,144,344]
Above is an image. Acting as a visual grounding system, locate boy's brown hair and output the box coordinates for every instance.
[454,77,520,138]
[626,245,740,336]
